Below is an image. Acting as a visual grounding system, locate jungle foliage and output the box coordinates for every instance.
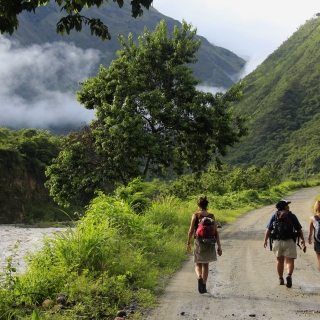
[0,128,79,223]
[0,178,318,319]
[0,127,60,167]
[45,20,249,207]
[225,16,320,181]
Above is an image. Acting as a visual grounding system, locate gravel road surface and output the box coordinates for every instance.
[145,187,320,320]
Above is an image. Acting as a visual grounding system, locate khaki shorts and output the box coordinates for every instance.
[272,239,297,259]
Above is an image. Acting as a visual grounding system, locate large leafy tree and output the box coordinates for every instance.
[45,20,248,206]
[0,0,153,40]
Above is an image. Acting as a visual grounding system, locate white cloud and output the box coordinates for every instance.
[154,0,320,69]
[0,92,95,129]
[0,36,100,130]
[197,85,227,95]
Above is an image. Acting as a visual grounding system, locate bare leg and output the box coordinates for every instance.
[276,256,285,278]
[316,253,320,271]
[195,263,205,293]
[202,263,209,284]
[195,263,203,278]
[285,257,294,275]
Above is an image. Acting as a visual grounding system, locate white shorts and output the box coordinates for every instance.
[272,239,297,259]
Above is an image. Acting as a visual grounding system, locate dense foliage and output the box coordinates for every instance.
[45,20,249,206]
[225,17,320,180]
[0,0,153,40]
[0,127,60,167]
[0,178,318,319]
[114,164,282,208]
[0,127,80,223]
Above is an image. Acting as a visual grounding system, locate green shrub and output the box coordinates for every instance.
[1,179,319,318]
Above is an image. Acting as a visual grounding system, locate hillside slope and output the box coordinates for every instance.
[225,17,320,180]
[8,1,245,89]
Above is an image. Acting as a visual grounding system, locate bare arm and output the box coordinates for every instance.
[298,229,305,247]
[263,229,271,248]
[308,216,314,245]
[186,214,196,252]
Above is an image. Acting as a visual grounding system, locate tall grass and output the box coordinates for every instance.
[0,180,319,319]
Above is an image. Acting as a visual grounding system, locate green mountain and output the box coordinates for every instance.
[8,1,245,89]
[225,17,320,180]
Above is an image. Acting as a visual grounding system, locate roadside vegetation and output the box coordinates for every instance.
[1,169,319,319]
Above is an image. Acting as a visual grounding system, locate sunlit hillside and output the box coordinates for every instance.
[225,16,320,180]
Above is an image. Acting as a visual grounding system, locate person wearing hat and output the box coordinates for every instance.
[263,199,305,288]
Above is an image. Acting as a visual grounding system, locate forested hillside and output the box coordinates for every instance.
[7,1,245,90]
[0,128,77,223]
[225,16,320,180]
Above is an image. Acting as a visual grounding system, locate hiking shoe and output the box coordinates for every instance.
[202,283,207,293]
[198,277,204,294]
[279,277,284,285]
[286,275,292,288]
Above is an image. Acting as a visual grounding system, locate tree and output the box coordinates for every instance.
[45,20,248,206]
[0,0,153,40]
[45,124,118,206]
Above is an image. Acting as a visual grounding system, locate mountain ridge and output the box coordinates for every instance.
[225,16,320,179]
[8,1,245,89]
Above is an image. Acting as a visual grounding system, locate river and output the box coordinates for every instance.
[0,225,66,275]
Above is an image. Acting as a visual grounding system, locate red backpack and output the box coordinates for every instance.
[194,213,216,243]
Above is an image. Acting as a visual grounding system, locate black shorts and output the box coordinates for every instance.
[314,238,320,254]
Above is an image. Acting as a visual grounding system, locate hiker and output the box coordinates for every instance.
[263,199,305,288]
[186,196,222,294]
[308,200,320,271]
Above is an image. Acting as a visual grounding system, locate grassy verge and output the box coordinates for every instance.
[0,180,319,319]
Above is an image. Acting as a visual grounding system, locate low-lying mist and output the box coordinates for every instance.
[0,36,99,131]
[0,35,254,134]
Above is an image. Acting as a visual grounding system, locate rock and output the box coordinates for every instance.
[56,292,68,305]
[116,310,127,317]
[42,299,54,309]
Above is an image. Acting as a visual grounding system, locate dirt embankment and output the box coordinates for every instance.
[145,187,320,320]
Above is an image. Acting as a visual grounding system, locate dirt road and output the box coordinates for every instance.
[145,187,320,320]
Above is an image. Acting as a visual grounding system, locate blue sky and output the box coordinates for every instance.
[154,0,320,73]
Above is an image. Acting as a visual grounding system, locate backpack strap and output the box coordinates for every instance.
[194,213,200,238]
[314,215,320,222]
